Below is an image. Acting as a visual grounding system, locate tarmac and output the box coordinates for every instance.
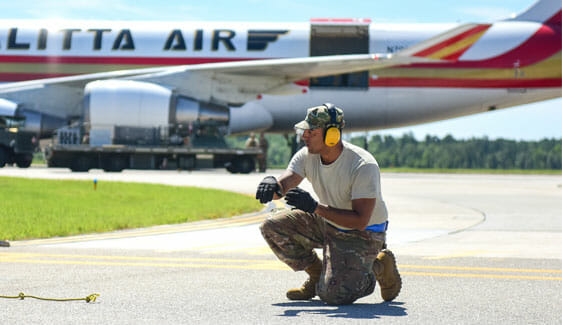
[1,166,561,324]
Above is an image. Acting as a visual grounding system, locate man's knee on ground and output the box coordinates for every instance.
[317,271,375,305]
[317,283,357,305]
[317,289,357,305]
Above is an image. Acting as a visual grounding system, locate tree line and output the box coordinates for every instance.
[350,133,561,170]
[228,133,561,170]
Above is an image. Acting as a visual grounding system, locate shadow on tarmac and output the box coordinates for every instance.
[273,300,407,319]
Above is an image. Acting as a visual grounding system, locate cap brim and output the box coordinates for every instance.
[294,120,311,130]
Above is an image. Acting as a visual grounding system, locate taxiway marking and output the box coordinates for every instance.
[2,252,561,281]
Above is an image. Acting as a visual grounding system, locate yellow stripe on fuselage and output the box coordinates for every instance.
[428,29,489,59]
[371,51,562,80]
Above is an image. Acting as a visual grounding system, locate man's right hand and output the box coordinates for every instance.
[256,176,282,203]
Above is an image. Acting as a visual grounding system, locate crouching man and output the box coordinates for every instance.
[256,103,401,305]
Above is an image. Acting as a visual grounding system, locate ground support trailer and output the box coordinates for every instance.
[45,144,260,173]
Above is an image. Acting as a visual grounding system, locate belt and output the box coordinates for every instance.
[365,221,388,232]
[333,221,388,233]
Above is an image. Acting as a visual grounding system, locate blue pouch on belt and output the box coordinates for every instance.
[365,221,388,232]
[335,221,388,233]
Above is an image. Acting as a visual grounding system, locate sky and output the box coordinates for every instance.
[1,0,560,141]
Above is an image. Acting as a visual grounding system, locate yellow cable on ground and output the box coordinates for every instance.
[0,292,99,303]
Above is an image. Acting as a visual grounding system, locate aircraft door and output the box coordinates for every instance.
[309,22,370,89]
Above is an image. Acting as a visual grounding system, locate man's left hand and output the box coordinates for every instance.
[285,187,318,213]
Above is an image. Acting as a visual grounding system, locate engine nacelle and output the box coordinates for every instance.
[85,80,170,128]
[83,80,274,139]
[18,109,67,138]
[84,80,229,129]
[1,98,66,138]
[0,98,18,117]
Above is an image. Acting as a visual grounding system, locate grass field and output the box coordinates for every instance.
[0,177,263,241]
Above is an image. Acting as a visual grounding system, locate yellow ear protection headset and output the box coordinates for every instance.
[323,103,341,147]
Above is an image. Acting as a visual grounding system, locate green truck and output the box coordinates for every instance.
[0,115,37,168]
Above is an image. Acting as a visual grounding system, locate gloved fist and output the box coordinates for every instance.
[285,187,318,213]
[256,176,282,204]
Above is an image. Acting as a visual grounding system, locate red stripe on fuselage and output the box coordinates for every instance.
[408,24,561,69]
[0,72,73,81]
[546,9,562,25]
[0,55,259,65]
[413,25,490,57]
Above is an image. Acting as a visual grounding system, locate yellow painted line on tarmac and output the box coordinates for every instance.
[4,253,559,275]
[0,252,287,270]
[400,264,562,274]
[402,271,562,281]
[10,202,284,247]
[0,252,274,264]
[229,246,273,255]
[158,243,235,253]
[1,252,561,281]
[1,258,290,271]
[423,250,491,260]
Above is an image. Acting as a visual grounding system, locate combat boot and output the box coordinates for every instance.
[286,258,322,300]
[374,249,402,301]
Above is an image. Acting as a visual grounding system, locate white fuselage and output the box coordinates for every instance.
[0,19,560,134]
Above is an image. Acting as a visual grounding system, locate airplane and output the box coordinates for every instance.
[0,0,560,143]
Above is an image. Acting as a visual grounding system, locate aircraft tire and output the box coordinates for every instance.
[0,147,9,168]
[15,153,33,168]
[225,163,238,173]
[234,156,255,174]
[102,155,128,172]
[70,156,92,172]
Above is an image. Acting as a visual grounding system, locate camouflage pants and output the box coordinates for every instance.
[260,209,386,305]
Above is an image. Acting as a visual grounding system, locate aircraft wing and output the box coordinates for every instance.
[0,66,174,118]
[129,53,442,104]
[0,53,437,117]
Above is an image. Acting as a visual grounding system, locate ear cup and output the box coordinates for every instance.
[324,127,340,147]
[323,103,341,147]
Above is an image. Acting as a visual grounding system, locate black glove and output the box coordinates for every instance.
[285,187,318,213]
[256,176,282,204]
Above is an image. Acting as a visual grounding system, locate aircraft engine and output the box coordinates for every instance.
[0,98,18,117]
[0,98,66,138]
[83,80,273,137]
[84,80,229,130]
[18,109,67,138]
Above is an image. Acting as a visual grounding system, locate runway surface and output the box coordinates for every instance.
[1,167,561,324]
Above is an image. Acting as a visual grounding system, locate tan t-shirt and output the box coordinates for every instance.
[288,141,388,230]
